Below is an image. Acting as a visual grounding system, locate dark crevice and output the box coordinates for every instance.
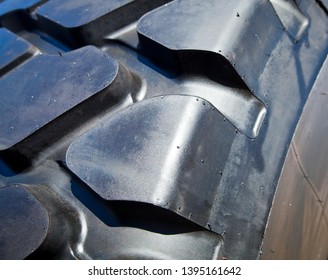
[178,50,248,89]
[0,10,37,33]
[1,10,70,53]
[110,201,207,235]
[69,174,121,228]
[315,0,328,16]
[69,171,208,235]
[0,49,36,77]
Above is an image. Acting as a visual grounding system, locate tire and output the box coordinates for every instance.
[0,0,327,260]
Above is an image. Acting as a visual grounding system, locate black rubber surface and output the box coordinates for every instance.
[0,184,49,260]
[0,0,327,259]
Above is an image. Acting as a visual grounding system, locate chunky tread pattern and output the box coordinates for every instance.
[0,46,120,150]
[67,95,236,227]
[0,28,37,76]
[0,0,327,260]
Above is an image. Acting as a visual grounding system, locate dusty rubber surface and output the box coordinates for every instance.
[0,0,327,259]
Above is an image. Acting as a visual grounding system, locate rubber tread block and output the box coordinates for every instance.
[0,46,122,151]
[137,0,285,97]
[0,28,38,76]
[67,95,236,228]
[0,184,49,260]
[36,0,172,47]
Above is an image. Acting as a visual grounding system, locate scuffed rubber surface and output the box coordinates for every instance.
[0,184,49,260]
[0,46,119,150]
[67,95,236,228]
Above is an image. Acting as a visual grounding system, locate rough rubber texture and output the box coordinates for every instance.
[0,184,49,260]
[0,0,327,259]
